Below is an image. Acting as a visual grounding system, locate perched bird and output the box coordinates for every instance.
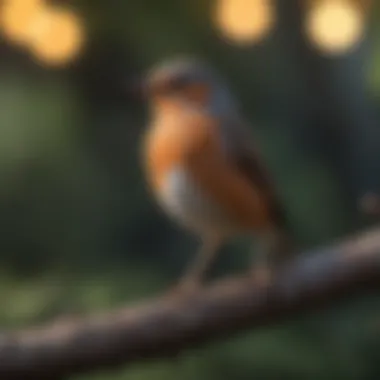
[139,57,292,293]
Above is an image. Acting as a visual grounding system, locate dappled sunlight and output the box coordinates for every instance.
[305,0,365,55]
[0,0,44,44]
[26,7,85,67]
[213,0,275,45]
[0,0,85,67]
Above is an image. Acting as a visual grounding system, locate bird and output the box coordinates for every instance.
[138,57,292,294]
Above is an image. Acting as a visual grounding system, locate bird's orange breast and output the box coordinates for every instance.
[143,109,212,192]
[143,109,273,233]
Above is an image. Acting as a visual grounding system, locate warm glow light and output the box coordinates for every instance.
[0,0,44,44]
[26,7,85,67]
[305,0,365,55]
[214,0,275,45]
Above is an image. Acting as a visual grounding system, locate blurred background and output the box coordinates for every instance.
[1,0,380,379]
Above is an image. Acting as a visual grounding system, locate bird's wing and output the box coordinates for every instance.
[182,114,279,230]
[220,117,288,229]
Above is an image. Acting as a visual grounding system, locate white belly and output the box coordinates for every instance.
[157,166,236,237]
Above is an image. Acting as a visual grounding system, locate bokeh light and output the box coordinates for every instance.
[0,0,44,44]
[305,0,365,55]
[214,0,275,45]
[25,7,85,67]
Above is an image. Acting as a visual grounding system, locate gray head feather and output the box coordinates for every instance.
[147,56,240,117]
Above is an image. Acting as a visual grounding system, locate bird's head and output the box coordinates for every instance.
[134,57,239,117]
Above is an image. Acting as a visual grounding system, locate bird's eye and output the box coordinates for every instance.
[183,83,210,103]
[150,76,187,96]
[168,76,209,102]
[168,76,189,91]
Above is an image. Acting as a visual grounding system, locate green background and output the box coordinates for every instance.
[1,1,380,379]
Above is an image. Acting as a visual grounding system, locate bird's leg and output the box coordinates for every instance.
[171,236,221,295]
[249,228,294,284]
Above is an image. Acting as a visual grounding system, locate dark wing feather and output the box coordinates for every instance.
[223,118,288,229]
[233,148,287,228]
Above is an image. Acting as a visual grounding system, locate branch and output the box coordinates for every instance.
[1,227,380,380]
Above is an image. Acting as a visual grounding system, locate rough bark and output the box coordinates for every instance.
[0,227,380,379]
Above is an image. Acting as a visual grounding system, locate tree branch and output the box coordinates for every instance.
[1,227,380,379]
